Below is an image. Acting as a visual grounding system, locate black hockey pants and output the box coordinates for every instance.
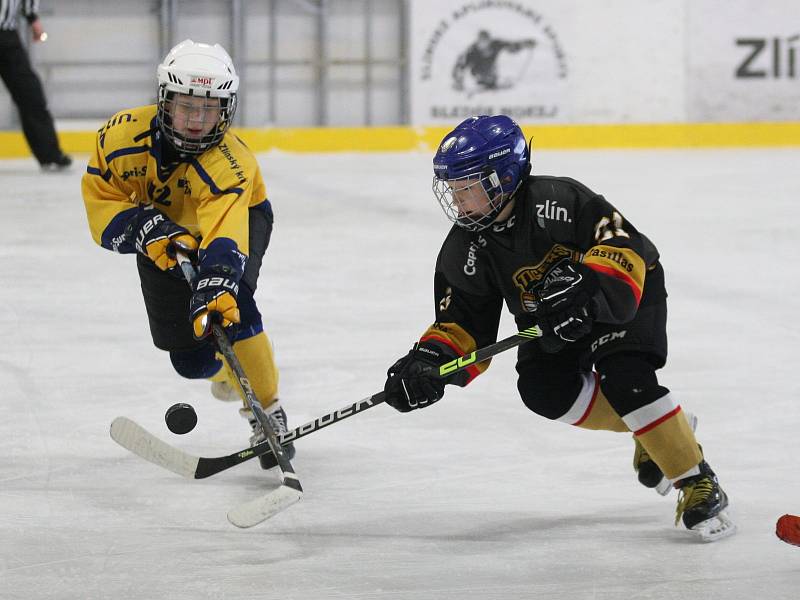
[0,29,64,164]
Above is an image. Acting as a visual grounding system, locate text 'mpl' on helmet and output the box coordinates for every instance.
[156,39,239,155]
[432,115,530,232]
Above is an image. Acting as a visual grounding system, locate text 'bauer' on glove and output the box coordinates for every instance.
[534,259,599,353]
[189,266,241,339]
[125,206,199,271]
[384,341,466,412]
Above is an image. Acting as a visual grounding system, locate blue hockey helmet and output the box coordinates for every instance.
[432,115,530,231]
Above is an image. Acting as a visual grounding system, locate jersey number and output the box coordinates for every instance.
[594,211,630,242]
[147,182,172,207]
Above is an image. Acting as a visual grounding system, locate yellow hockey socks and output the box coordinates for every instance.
[208,331,279,408]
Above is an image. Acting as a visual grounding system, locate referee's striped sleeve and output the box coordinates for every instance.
[1,1,40,30]
[23,0,39,21]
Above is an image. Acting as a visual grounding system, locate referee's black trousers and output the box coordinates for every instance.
[0,29,62,164]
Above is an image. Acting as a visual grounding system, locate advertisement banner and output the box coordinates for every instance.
[409,0,570,125]
[687,0,800,121]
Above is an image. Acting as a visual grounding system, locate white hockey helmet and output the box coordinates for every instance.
[156,39,239,154]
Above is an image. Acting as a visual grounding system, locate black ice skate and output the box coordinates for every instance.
[632,411,697,496]
[674,460,736,542]
[41,153,73,172]
[240,402,296,470]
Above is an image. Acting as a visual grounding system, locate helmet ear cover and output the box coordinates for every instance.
[495,163,520,192]
[480,169,502,197]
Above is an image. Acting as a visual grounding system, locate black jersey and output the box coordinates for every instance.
[418,175,663,383]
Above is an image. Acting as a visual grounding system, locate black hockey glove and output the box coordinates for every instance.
[189,265,240,339]
[125,206,198,272]
[535,260,599,353]
[384,342,458,412]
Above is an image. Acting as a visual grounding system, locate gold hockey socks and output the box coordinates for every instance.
[623,396,702,480]
[555,374,703,482]
[557,372,629,432]
[575,388,629,432]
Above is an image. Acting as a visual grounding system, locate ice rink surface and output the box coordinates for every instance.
[1,147,799,599]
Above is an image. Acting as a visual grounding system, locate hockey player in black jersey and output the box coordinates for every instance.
[383,114,735,542]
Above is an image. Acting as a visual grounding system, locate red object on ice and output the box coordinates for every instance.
[776,514,800,547]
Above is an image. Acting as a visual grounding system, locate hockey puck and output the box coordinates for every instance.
[165,402,197,434]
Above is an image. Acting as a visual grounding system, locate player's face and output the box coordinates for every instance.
[447,176,493,217]
[168,94,221,140]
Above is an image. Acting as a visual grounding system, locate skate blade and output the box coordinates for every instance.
[689,510,737,542]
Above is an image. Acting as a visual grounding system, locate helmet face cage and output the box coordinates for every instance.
[157,87,237,154]
[432,170,506,232]
[156,40,239,155]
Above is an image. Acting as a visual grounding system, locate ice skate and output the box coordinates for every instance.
[674,460,736,542]
[240,401,296,470]
[633,411,697,496]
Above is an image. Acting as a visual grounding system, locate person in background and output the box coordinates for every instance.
[0,0,71,170]
[81,39,293,468]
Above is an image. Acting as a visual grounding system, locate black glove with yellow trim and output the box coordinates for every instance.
[189,266,240,339]
[384,342,460,412]
[535,260,598,353]
[125,206,198,272]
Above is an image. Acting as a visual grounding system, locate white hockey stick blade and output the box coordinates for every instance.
[227,485,303,528]
[110,416,199,479]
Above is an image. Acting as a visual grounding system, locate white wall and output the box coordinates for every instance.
[2,0,798,129]
[564,0,686,123]
[408,0,800,125]
[686,0,800,122]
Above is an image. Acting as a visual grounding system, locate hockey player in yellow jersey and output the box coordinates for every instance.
[81,39,293,469]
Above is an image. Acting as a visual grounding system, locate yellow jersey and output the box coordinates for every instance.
[81,104,268,277]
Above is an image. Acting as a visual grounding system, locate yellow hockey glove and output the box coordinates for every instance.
[190,271,241,339]
[126,207,199,271]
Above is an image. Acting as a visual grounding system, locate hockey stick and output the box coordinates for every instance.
[178,255,302,527]
[110,324,543,480]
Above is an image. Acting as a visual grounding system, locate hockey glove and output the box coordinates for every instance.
[535,260,598,353]
[125,206,199,272]
[189,266,240,339]
[384,342,457,412]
